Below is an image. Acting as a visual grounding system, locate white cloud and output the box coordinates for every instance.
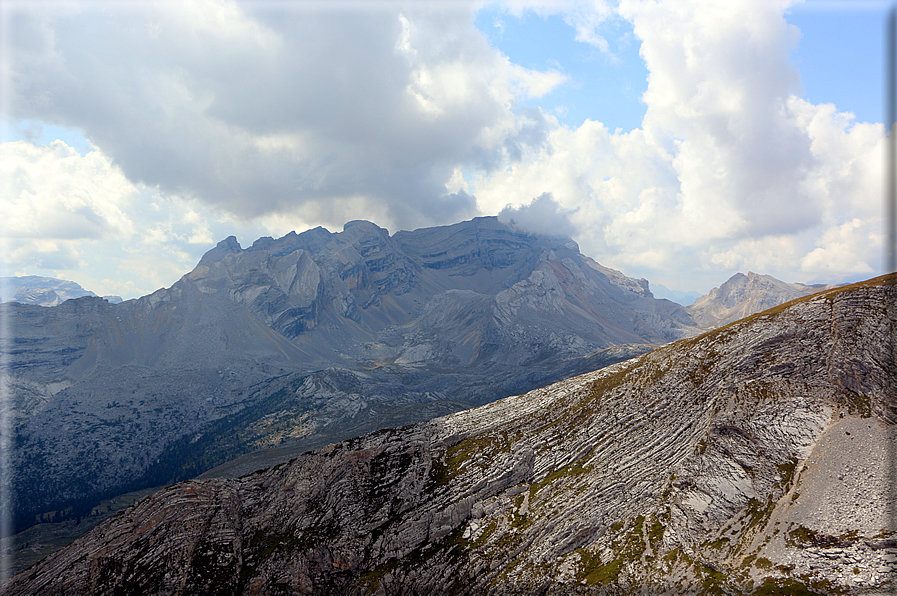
[473,0,884,290]
[1,140,137,241]
[3,0,885,297]
[6,0,565,233]
[800,218,880,276]
[0,140,280,298]
[498,192,577,238]
[498,0,617,50]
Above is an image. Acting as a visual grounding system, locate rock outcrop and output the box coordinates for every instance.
[5,217,696,537]
[9,274,894,595]
[687,271,840,329]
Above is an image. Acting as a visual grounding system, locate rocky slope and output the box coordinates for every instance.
[8,274,894,595]
[5,217,696,534]
[687,272,840,329]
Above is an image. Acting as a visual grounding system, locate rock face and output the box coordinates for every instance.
[8,274,894,595]
[687,272,840,329]
[5,217,696,534]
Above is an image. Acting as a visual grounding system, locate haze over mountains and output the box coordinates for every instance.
[4,216,861,581]
[0,276,122,307]
[8,274,894,595]
[5,217,696,535]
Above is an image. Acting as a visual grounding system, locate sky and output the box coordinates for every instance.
[0,0,892,300]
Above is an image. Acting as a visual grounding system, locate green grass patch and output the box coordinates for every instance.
[743,496,775,535]
[754,577,822,596]
[700,563,728,592]
[470,519,498,549]
[356,559,399,594]
[841,389,872,417]
[576,548,623,586]
[646,517,665,548]
[529,459,593,496]
[755,557,773,569]
[777,458,798,489]
[431,433,512,487]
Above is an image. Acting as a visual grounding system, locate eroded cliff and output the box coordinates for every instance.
[6,217,694,533]
[8,274,894,595]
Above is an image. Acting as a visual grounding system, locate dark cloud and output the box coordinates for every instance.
[7,1,559,231]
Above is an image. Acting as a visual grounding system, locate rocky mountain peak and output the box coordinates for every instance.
[343,219,389,236]
[197,234,243,266]
[687,271,840,328]
[8,274,894,595]
[5,216,700,555]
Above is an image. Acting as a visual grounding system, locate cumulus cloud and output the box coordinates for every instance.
[0,140,280,297]
[6,0,564,232]
[500,0,617,50]
[3,0,886,296]
[498,192,577,239]
[1,140,137,242]
[472,0,885,290]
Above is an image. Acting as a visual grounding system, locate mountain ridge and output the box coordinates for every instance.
[5,216,695,537]
[0,275,122,306]
[687,271,841,329]
[7,273,894,595]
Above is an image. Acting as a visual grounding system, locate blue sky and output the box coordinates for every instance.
[474,2,886,132]
[474,7,649,132]
[5,4,886,153]
[786,5,885,125]
[1,0,891,299]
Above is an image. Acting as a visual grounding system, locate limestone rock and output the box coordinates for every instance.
[687,271,841,329]
[5,217,695,539]
[8,274,894,595]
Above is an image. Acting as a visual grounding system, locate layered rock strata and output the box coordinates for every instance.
[6,217,693,534]
[8,274,894,595]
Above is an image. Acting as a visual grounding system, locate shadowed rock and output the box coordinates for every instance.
[5,217,696,539]
[8,274,894,595]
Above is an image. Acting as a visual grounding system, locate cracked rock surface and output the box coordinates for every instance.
[7,274,894,595]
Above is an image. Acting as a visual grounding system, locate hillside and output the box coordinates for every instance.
[9,274,894,595]
[5,216,696,536]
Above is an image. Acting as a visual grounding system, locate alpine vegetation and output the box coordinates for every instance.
[8,274,894,595]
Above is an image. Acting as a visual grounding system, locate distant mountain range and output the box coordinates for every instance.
[0,275,122,306]
[8,274,894,595]
[686,271,841,328]
[649,283,701,306]
[4,217,848,571]
[5,217,697,538]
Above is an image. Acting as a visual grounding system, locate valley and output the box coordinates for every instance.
[4,217,692,546]
[6,273,894,594]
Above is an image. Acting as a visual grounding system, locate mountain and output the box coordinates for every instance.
[8,274,894,595]
[650,283,701,306]
[5,216,697,539]
[687,272,840,329]
[0,275,122,306]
